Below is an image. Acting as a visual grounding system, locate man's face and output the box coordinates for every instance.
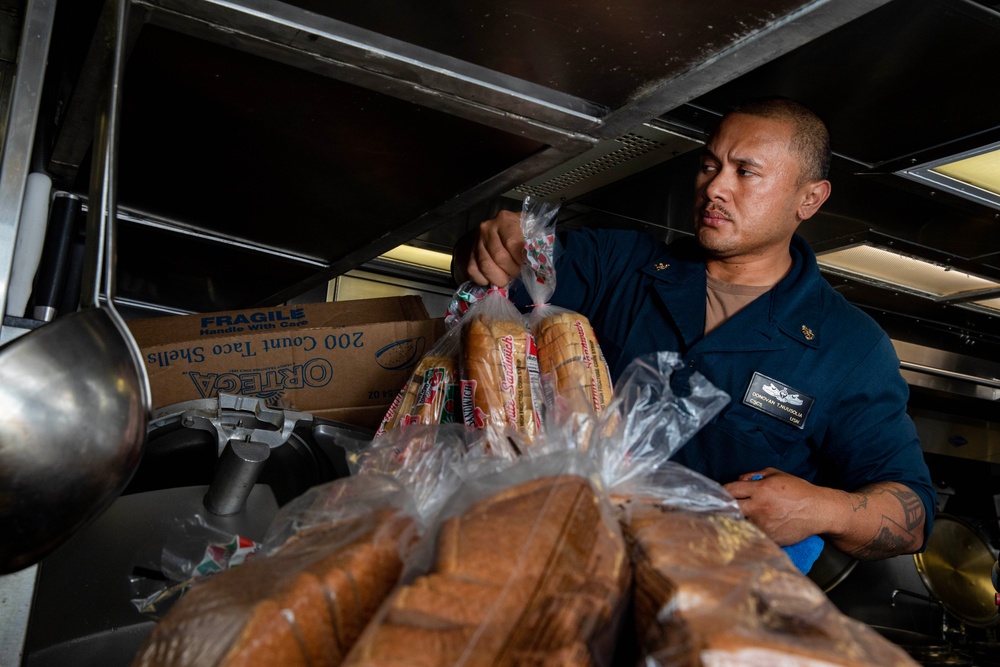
[693,113,814,260]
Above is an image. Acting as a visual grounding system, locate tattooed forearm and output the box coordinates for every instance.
[843,483,926,560]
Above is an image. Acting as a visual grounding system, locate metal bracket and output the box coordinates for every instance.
[155,393,314,516]
[177,393,313,456]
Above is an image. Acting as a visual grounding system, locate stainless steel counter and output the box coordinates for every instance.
[19,485,279,667]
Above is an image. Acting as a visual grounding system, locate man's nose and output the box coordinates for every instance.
[703,170,730,201]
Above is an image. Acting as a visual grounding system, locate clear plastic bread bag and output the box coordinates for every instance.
[584,350,735,513]
[518,197,616,433]
[374,325,462,439]
[130,472,423,667]
[583,353,918,667]
[454,252,545,445]
[346,421,520,522]
[341,354,730,667]
[340,437,629,667]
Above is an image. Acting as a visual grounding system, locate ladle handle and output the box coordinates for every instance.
[84,0,151,413]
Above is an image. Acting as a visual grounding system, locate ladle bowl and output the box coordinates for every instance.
[0,308,147,573]
[0,0,148,574]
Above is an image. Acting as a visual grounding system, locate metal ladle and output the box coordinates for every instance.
[0,0,150,573]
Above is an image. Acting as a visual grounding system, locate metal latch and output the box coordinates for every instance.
[175,394,313,516]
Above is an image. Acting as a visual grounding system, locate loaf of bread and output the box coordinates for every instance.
[461,314,541,439]
[343,474,628,666]
[621,500,919,667]
[132,510,412,667]
[376,355,458,436]
[534,311,613,416]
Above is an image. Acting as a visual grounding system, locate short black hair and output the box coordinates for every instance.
[724,97,831,182]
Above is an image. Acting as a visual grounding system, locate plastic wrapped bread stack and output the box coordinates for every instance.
[619,499,919,667]
[461,310,542,441]
[518,198,614,424]
[342,465,629,666]
[131,477,416,667]
[564,351,918,666]
[376,330,461,437]
[534,311,613,418]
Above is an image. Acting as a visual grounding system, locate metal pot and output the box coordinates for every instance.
[807,540,858,593]
[914,513,1000,629]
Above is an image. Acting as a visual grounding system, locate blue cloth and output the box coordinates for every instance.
[512,230,935,545]
[782,535,826,574]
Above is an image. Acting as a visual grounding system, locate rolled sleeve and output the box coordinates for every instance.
[818,334,936,546]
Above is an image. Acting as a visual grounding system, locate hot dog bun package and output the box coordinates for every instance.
[458,289,545,442]
[582,352,918,667]
[518,198,614,427]
[378,281,543,444]
[375,328,460,438]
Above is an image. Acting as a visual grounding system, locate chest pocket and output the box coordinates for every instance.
[691,406,808,483]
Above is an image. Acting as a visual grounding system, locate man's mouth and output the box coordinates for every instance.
[699,208,731,226]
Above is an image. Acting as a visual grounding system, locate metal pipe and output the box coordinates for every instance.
[82,0,152,413]
[892,588,941,607]
[203,439,271,516]
[899,360,1000,391]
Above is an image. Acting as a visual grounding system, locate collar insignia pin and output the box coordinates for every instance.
[654,262,670,271]
[801,325,815,341]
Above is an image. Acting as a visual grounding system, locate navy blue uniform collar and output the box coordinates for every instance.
[640,234,823,350]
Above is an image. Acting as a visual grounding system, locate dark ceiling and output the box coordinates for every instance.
[541,0,1000,363]
[25,0,1000,364]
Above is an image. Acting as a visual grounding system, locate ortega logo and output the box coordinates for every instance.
[186,358,333,401]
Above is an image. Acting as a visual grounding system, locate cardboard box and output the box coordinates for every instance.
[127,296,445,430]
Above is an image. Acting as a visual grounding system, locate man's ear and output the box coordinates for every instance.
[797,179,832,221]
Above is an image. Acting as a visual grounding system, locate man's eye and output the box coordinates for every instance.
[737,168,755,177]
[700,163,717,173]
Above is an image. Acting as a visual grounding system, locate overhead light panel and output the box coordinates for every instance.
[378,245,453,274]
[899,141,1000,211]
[931,146,1000,197]
[816,243,1000,314]
[962,295,1000,317]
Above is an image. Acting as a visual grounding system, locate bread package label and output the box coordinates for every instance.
[535,311,613,415]
[375,355,458,437]
[461,314,542,439]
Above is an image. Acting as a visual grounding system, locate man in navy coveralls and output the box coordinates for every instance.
[454,97,934,561]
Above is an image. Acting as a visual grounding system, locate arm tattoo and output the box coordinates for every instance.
[846,484,926,560]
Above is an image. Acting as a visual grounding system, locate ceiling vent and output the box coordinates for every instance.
[511,121,702,202]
